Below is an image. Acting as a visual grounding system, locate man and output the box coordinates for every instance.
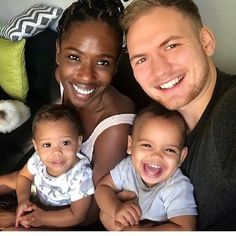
[121,0,236,230]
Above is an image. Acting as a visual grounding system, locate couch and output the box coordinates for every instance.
[0,28,151,175]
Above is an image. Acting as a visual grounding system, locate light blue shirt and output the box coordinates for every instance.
[111,156,197,221]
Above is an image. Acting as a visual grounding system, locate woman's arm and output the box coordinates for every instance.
[95,174,121,218]
[15,164,34,227]
[16,164,33,205]
[93,124,132,185]
[81,124,132,226]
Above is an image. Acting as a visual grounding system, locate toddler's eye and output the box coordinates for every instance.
[142,144,151,148]
[42,143,51,148]
[166,148,177,153]
[62,140,70,146]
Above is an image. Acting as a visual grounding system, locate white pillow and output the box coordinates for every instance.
[0,4,63,41]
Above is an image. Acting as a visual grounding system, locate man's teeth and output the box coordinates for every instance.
[160,76,182,89]
[73,84,95,95]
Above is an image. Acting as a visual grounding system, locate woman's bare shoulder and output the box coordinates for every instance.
[105,86,136,114]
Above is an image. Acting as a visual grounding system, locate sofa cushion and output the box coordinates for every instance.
[0,38,28,101]
[25,28,60,106]
[0,4,63,41]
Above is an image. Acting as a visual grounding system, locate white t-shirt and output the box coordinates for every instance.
[27,152,94,206]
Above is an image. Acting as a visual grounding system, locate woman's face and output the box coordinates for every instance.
[56,21,120,108]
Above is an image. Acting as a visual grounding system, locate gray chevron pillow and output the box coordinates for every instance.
[0,4,63,41]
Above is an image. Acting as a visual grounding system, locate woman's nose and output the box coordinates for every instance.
[78,63,94,82]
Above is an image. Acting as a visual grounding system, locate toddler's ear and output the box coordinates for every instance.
[77,135,83,150]
[178,146,188,167]
[127,135,132,155]
[32,139,38,153]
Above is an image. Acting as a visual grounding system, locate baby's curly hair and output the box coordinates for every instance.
[32,104,82,138]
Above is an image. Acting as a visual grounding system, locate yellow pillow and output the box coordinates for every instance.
[0,37,28,101]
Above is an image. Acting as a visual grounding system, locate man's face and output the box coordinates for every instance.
[127,7,215,111]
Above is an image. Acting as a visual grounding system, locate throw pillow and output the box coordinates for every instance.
[0,37,28,101]
[0,4,63,41]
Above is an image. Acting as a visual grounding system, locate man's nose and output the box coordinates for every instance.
[151,54,172,78]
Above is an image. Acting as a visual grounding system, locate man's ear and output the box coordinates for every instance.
[55,39,61,65]
[178,146,188,167]
[199,26,216,57]
[127,135,132,155]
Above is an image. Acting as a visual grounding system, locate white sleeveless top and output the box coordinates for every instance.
[60,82,136,162]
[80,114,135,162]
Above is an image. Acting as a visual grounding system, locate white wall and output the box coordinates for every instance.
[0,0,235,73]
[195,0,236,73]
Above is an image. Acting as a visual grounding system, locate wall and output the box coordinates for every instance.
[0,0,235,73]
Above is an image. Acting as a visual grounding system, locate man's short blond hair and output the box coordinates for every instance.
[121,0,203,35]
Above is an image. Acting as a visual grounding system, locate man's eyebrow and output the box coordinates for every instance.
[160,35,182,47]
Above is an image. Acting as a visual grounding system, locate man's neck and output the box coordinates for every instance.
[179,65,217,131]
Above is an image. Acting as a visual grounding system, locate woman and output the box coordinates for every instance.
[0,0,136,230]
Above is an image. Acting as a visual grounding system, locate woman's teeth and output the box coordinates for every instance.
[73,84,95,95]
